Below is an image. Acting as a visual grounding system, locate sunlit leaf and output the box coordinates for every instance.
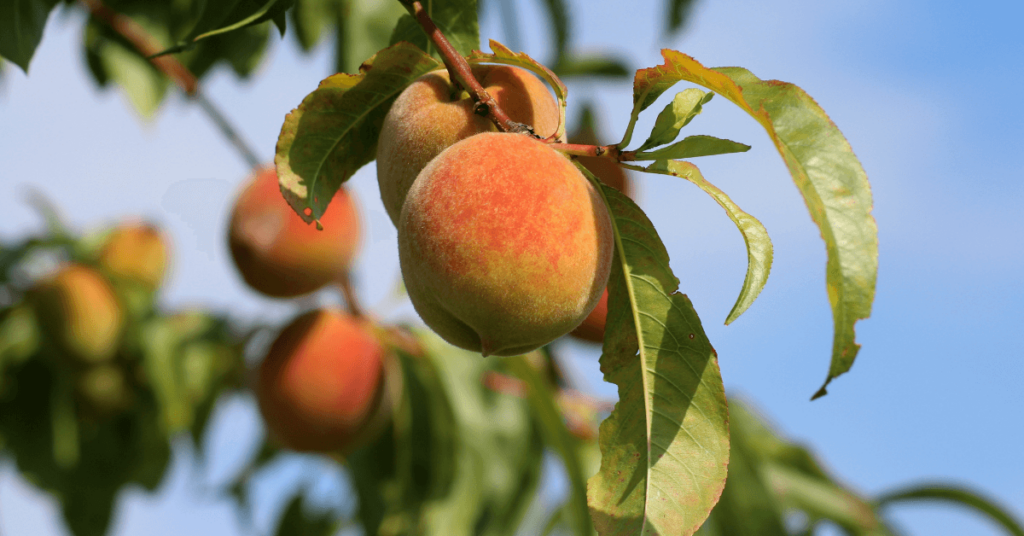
[636,135,750,161]
[276,42,441,223]
[585,182,729,536]
[389,0,479,59]
[632,49,877,398]
[636,89,712,151]
[0,0,60,72]
[877,485,1024,536]
[637,160,771,325]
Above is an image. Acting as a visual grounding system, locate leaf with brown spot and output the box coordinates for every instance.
[275,42,441,223]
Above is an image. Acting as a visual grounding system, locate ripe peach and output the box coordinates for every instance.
[398,132,614,356]
[228,166,360,298]
[98,221,169,289]
[377,65,562,225]
[32,264,124,364]
[256,309,389,453]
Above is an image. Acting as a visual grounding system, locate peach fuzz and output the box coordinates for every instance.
[228,165,360,298]
[257,309,388,453]
[376,64,562,226]
[398,132,614,356]
[32,264,124,364]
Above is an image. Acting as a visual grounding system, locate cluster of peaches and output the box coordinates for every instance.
[27,223,169,417]
[228,64,632,455]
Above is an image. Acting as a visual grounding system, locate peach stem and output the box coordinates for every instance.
[335,272,365,319]
[400,1,628,161]
[400,1,544,137]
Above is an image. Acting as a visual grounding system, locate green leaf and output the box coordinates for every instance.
[539,0,568,63]
[507,356,592,536]
[762,463,882,533]
[350,331,543,536]
[188,0,287,44]
[554,54,631,78]
[635,89,712,152]
[585,182,729,536]
[666,0,697,34]
[276,42,441,223]
[638,160,771,325]
[704,405,787,536]
[334,0,409,74]
[876,485,1024,536]
[84,20,170,118]
[0,0,60,72]
[389,0,479,59]
[636,135,750,161]
[632,49,877,398]
[139,318,191,433]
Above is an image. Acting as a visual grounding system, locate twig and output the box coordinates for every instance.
[334,272,364,319]
[78,0,262,170]
[398,1,632,164]
[398,0,533,135]
[193,93,262,169]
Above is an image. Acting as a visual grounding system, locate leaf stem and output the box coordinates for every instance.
[398,0,533,135]
[77,0,262,170]
[549,142,636,162]
[334,271,364,319]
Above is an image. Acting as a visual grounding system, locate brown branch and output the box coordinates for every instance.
[79,0,197,95]
[78,0,262,170]
[400,0,534,136]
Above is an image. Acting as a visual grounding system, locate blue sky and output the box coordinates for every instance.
[1,0,1022,534]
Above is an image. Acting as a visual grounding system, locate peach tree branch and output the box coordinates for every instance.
[78,0,262,170]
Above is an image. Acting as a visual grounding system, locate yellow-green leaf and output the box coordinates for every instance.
[585,180,729,536]
[638,160,771,325]
[633,49,877,398]
[636,89,712,152]
[635,135,750,161]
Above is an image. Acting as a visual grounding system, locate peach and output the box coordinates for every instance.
[398,132,614,356]
[98,221,169,289]
[256,309,390,453]
[31,264,124,364]
[228,165,360,298]
[377,64,562,225]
